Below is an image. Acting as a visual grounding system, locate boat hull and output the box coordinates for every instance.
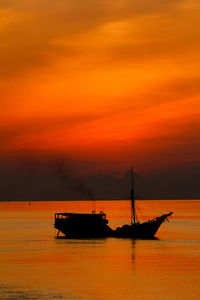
[54,212,113,238]
[113,215,170,238]
[56,222,113,238]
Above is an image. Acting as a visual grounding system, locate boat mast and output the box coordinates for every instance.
[131,166,136,224]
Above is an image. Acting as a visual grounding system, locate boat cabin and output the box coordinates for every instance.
[55,212,108,223]
[54,212,112,238]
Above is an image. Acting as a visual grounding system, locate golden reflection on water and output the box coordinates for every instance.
[0,200,200,299]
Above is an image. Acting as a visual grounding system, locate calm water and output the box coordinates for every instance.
[0,200,200,299]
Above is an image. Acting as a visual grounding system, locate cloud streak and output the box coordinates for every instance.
[0,0,185,79]
[0,0,199,175]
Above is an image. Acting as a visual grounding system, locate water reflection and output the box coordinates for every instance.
[0,284,75,299]
[131,240,136,262]
[0,200,200,300]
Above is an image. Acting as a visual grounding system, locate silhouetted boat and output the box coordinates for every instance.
[54,167,173,238]
[54,212,113,238]
[113,167,173,238]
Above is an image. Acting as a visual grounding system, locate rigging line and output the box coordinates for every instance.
[115,201,129,228]
[128,199,132,223]
[135,201,142,216]
[137,202,152,220]
[124,200,129,218]
[113,203,124,228]
[135,202,145,221]
[123,201,130,224]
[142,199,161,215]
[127,201,131,224]
[146,201,164,215]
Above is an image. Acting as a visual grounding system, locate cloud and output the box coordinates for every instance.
[0,157,199,201]
[0,0,199,176]
[0,0,184,80]
[0,111,108,149]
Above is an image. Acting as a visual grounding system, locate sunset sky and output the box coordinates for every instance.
[1,0,200,175]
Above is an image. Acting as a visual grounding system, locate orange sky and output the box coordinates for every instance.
[0,0,200,174]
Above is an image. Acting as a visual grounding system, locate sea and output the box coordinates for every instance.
[0,200,199,300]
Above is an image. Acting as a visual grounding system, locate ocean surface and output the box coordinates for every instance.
[0,200,199,300]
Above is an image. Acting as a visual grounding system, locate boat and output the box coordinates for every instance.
[54,211,113,238]
[54,167,173,238]
[113,167,173,238]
